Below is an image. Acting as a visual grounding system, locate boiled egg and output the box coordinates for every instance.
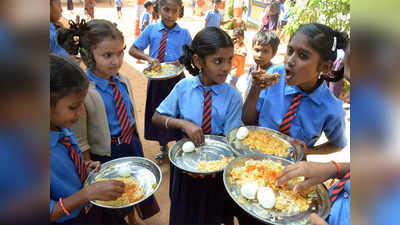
[119,166,130,177]
[240,182,259,200]
[257,186,276,209]
[236,127,249,140]
[182,141,195,153]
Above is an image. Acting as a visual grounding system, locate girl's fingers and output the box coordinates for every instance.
[275,167,306,186]
[293,178,317,193]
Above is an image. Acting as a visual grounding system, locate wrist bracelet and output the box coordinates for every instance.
[59,197,71,215]
[165,117,171,129]
[330,160,341,178]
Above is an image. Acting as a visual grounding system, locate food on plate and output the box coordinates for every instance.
[242,130,290,158]
[236,127,249,140]
[195,155,234,172]
[95,176,144,206]
[230,159,314,214]
[144,63,176,76]
[240,182,259,200]
[182,141,196,153]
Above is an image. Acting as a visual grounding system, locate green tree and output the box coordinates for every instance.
[285,0,350,37]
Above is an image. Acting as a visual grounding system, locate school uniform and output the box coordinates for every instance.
[327,176,350,225]
[256,64,347,149]
[71,69,159,220]
[156,75,243,225]
[133,22,192,146]
[50,128,104,225]
[50,23,68,57]
[140,11,152,32]
[205,9,222,28]
[115,0,122,11]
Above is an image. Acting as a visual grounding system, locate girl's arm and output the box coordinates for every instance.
[152,112,205,146]
[307,142,343,155]
[50,180,125,222]
[242,83,262,125]
[128,45,159,65]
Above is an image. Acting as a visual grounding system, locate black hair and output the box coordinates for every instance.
[144,0,153,8]
[252,30,280,54]
[232,27,244,38]
[57,19,124,70]
[179,27,233,76]
[291,23,348,62]
[158,0,184,18]
[50,54,89,107]
[291,23,349,82]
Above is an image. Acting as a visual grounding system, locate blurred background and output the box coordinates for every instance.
[1,0,400,224]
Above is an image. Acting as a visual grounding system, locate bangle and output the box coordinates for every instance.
[165,117,171,129]
[59,197,71,215]
[330,160,341,178]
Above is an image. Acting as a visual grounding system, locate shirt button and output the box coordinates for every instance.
[343,192,349,198]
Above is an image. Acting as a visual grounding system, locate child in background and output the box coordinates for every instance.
[50,0,68,57]
[243,23,348,156]
[115,0,123,19]
[204,0,231,28]
[136,0,154,64]
[244,30,282,100]
[58,19,159,225]
[50,54,125,225]
[226,27,247,89]
[129,0,192,164]
[151,27,243,225]
[140,1,154,32]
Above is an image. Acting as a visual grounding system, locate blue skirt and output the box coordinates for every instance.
[169,163,234,225]
[144,74,184,146]
[90,133,160,221]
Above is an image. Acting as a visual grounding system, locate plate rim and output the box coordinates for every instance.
[85,156,163,209]
[223,154,330,225]
[142,62,184,80]
[169,135,236,175]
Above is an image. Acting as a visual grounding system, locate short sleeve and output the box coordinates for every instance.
[256,90,267,113]
[50,199,56,214]
[205,11,211,21]
[144,13,150,23]
[324,110,347,148]
[156,80,183,117]
[184,30,192,45]
[223,90,244,135]
[133,26,151,51]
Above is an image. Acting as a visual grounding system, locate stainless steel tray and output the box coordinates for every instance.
[223,155,330,225]
[142,62,184,80]
[169,135,235,175]
[84,157,162,209]
[226,126,304,161]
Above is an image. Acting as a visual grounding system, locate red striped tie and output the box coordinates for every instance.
[109,80,135,144]
[279,93,302,136]
[201,90,212,134]
[157,29,168,62]
[330,172,350,203]
[60,136,87,183]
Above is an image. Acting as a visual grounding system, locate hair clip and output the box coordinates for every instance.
[73,35,80,46]
[331,36,337,52]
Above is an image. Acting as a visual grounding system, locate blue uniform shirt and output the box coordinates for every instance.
[50,128,86,222]
[87,69,135,136]
[50,24,68,57]
[205,10,222,27]
[115,0,122,7]
[134,23,192,62]
[156,75,243,135]
[327,181,350,225]
[140,11,152,32]
[256,64,347,148]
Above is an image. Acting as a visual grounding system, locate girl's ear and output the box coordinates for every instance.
[318,60,333,74]
[192,54,203,70]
